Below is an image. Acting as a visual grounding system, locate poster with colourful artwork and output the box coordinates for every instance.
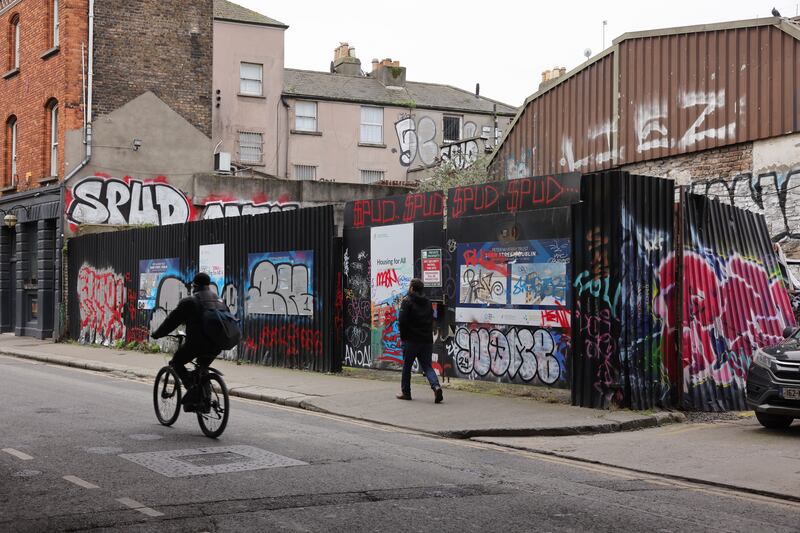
[370,224,414,367]
[199,243,225,293]
[138,258,180,309]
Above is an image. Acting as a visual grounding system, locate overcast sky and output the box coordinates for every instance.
[233,1,798,107]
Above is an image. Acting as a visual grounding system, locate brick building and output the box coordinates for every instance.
[0,0,215,339]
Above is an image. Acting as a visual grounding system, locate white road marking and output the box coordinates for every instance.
[63,475,99,489]
[116,497,164,517]
[2,448,33,460]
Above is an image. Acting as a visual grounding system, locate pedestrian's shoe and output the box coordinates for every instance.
[396,393,412,400]
[434,387,444,404]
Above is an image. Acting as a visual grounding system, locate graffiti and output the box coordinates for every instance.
[77,264,126,345]
[379,304,403,363]
[394,115,439,167]
[346,298,371,324]
[201,200,299,220]
[448,174,580,219]
[463,248,508,276]
[690,168,800,241]
[246,323,323,359]
[505,147,535,180]
[560,120,621,172]
[574,303,619,403]
[344,344,372,367]
[511,265,568,305]
[345,192,444,228]
[376,268,399,288]
[345,325,370,347]
[461,268,506,305]
[343,248,350,278]
[681,251,794,408]
[440,125,481,170]
[247,261,313,316]
[67,176,191,227]
[632,90,740,154]
[573,270,621,319]
[449,325,563,384]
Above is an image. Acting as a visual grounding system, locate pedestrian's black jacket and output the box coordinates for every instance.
[151,288,227,352]
[398,292,434,344]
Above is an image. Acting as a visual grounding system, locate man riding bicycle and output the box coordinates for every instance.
[151,272,229,411]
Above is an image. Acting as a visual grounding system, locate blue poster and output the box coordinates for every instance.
[456,239,570,325]
[138,258,180,309]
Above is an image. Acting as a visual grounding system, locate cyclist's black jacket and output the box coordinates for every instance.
[151,288,227,353]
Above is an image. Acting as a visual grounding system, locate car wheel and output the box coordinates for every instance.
[755,411,793,429]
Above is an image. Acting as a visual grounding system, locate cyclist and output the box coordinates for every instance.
[151,272,228,411]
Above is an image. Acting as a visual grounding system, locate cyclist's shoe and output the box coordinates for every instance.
[199,381,213,414]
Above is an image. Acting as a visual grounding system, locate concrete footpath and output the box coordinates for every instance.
[0,334,683,438]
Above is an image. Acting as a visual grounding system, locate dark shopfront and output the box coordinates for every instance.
[0,186,62,339]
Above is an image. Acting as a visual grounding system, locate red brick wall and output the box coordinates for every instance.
[0,0,86,194]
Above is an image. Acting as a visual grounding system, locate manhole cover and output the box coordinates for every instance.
[119,445,307,478]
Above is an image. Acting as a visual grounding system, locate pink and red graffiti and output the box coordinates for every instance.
[376,268,399,288]
[251,323,323,357]
[379,305,403,363]
[77,264,127,343]
[678,252,796,390]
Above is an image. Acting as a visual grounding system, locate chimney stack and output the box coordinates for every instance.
[331,42,362,76]
[371,58,407,87]
[539,67,567,89]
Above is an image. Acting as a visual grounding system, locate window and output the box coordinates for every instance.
[239,62,263,96]
[443,115,462,143]
[360,106,383,144]
[5,116,17,187]
[360,170,384,184]
[295,101,317,132]
[9,15,20,70]
[47,100,58,176]
[294,165,316,181]
[238,131,263,164]
[52,0,59,47]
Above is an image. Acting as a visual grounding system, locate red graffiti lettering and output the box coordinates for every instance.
[462,248,508,277]
[403,192,444,222]
[376,268,399,288]
[254,324,323,356]
[451,184,499,218]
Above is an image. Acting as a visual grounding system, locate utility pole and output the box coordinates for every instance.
[602,20,608,49]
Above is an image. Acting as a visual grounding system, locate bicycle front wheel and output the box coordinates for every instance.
[197,373,229,438]
[153,366,182,426]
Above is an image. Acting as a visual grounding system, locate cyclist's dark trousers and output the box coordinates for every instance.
[169,340,218,386]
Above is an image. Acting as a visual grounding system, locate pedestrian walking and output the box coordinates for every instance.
[396,278,444,403]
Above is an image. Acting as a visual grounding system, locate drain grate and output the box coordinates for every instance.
[119,445,307,478]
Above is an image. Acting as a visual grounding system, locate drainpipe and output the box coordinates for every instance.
[64,0,94,182]
[282,97,290,179]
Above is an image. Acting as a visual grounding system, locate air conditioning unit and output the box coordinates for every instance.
[214,152,231,173]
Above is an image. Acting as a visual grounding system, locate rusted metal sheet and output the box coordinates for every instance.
[494,20,800,178]
[495,54,615,179]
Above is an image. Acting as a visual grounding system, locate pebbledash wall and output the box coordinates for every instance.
[68,205,339,371]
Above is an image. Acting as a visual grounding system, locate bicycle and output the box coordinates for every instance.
[152,333,230,438]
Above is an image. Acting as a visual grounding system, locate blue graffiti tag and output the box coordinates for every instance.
[573,270,621,318]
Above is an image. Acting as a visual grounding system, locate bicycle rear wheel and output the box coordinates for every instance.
[153,366,182,426]
[197,373,229,438]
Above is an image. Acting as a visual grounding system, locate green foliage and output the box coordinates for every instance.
[416,154,500,193]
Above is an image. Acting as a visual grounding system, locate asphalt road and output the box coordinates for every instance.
[2,355,799,533]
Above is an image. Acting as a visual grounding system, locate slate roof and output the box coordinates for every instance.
[213,0,287,28]
[283,69,517,115]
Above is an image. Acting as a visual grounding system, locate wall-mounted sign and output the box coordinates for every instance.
[139,258,180,309]
[421,248,442,287]
[199,243,225,293]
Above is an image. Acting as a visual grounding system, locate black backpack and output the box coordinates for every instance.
[201,300,242,350]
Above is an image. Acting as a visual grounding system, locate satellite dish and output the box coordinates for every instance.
[583,48,592,60]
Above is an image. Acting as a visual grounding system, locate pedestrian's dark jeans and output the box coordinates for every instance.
[400,341,440,397]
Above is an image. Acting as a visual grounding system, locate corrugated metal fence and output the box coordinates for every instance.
[68,205,338,372]
[681,192,797,410]
[571,171,677,409]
